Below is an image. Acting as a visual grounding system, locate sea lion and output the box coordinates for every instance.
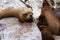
[0,7,33,23]
[37,0,60,40]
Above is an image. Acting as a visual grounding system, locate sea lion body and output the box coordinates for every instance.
[0,7,33,23]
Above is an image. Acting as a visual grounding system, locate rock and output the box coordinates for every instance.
[0,18,42,40]
[0,0,42,40]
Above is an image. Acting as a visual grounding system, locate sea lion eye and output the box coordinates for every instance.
[23,14,28,16]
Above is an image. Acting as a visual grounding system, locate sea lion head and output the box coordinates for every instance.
[19,7,33,23]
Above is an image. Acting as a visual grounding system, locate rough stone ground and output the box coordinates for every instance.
[0,0,43,40]
[0,18,42,40]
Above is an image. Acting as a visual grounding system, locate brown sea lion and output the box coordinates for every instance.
[0,7,33,23]
[37,0,60,40]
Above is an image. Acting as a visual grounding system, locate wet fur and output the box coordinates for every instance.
[40,25,55,40]
[37,0,60,40]
[42,0,60,35]
[37,15,48,27]
[0,7,33,23]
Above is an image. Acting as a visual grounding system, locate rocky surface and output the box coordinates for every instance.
[0,0,43,40]
[0,18,42,40]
